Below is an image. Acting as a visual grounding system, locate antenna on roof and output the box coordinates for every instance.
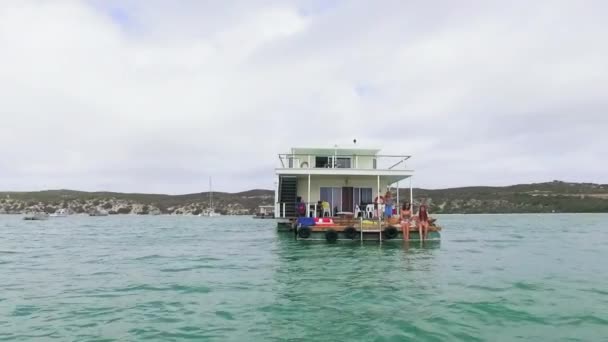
[353,138,357,145]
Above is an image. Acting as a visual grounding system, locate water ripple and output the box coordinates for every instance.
[0,214,607,341]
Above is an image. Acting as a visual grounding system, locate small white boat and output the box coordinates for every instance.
[23,212,49,221]
[199,209,222,217]
[253,205,275,219]
[50,209,69,217]
[199,177,222,217]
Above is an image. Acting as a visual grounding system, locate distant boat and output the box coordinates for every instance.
[50,209,69,217]
[200,177,222,217]
[253,205,275,219]
[199,210,221,217]
[23,212,49,220]
[89,209,109,217]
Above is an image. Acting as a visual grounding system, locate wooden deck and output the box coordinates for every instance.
[309,217,441,232]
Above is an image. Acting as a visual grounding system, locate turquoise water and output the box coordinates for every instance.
[1,214,607,341]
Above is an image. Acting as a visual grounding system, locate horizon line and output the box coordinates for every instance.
[1,180,605,196]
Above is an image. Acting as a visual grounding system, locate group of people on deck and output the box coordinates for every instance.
[376,191,431,241]
[296,190,432,241]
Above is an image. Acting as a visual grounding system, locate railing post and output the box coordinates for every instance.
[282,203,286,218]
[360,217,363,242]
[378,215,382,242]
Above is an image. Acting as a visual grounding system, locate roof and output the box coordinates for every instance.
[290,146,381,156]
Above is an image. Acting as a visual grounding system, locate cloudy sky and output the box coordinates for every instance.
[1,1,606,194]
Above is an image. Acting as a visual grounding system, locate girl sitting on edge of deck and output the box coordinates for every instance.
[417,201,430,240]
[400,202,412,241]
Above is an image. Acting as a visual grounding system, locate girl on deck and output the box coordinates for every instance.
[400,202,412,241]
[417,201,429,240]
[384,191,394,219]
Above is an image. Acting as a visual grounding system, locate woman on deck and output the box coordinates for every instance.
[373,194,385,218]
[384,191,394,219]
[400,202,412,240]
[417,201,430,240]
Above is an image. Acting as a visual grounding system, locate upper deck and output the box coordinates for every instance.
[276,146,413,177]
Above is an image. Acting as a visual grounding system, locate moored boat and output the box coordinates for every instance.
[89,209,109,216]
[273,143,441,242]
[23,212,49,220]
[50,209,69,217]
[253,205,275,219]
[199,177,222,217]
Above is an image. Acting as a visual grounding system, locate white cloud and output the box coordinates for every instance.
[0,1,606,193]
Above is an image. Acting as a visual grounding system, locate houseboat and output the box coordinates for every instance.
[274,145,441,241]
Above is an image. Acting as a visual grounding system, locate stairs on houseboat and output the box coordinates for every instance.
[278,176,297,218]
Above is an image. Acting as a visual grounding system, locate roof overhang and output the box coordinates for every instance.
[276,168,413,185]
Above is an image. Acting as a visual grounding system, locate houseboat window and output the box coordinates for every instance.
[335,157,351,168]
[372,158,377,169]
[315,156,330,168]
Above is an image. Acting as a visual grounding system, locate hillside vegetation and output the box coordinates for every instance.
[404,181,608,213]
[0,181,606,215]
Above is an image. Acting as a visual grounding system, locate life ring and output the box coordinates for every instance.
[298,226,311,239]
[343,226,357,239]
[325,229,338,242]
[383,226,398,239]
[300,161,309,168]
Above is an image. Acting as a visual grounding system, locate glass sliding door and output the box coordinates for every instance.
[353,187,373,207]
[320,187,332,203]
[331,188,342,213]
[319,187,343,215]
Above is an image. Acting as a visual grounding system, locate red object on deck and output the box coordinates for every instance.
[314,217,335,225]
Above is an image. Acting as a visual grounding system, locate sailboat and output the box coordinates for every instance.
[199,177,221,217]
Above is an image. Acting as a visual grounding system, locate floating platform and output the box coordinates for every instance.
[278,217,441,242]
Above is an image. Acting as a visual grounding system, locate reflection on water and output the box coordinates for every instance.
[269,230,445,340]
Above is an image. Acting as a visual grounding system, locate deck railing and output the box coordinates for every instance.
[274,201,395,222]
[274,201,319,219]
[277,154,411,171]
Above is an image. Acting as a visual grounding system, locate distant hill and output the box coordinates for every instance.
[405,181,608,213]
[0,189,273,215]
[1,181,607,215]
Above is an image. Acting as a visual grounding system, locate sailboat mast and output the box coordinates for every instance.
[209,177,213,208]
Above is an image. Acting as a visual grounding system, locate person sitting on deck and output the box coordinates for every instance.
[400,202,412,241]
[417,200,430,240]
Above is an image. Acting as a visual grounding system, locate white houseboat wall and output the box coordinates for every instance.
[275,146,414,220]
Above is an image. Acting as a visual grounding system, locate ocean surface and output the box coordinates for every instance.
[1,214,607,341]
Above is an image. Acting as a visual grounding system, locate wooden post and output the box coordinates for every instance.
[409,176,413,212]
[307,174,311,217]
